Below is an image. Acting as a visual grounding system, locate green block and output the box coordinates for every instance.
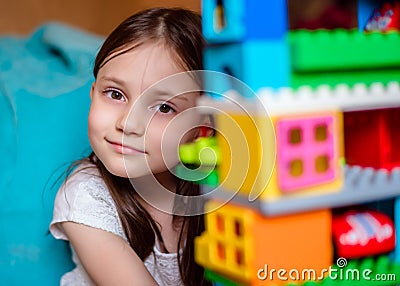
[289,29,400,88]
[290,29,400,72]
[174,164,219,186]
[291,69,400,89]
[204,269,241,286]
[179,137,220,166]
[320,256,399,286]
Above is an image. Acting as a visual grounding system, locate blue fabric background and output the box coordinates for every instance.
[0,23,103,284]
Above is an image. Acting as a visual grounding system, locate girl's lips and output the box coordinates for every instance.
[106,140,146,155]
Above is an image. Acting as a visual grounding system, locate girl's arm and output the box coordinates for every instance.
[61,221,158,286]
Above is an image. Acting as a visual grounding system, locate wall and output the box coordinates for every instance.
[0,0,201,36]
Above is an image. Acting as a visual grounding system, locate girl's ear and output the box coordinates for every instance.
[90,83,95,100]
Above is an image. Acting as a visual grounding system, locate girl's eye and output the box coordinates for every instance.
[105,89,125,101]
[156,103,175,114]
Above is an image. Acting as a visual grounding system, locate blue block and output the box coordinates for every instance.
[395,197,400,263]
[202,0,288,43]
[357,0,383,31]
[204,39,290,97]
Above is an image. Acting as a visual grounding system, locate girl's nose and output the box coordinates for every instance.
[116,106,145,136]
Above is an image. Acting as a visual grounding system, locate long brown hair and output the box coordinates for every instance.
[88,8,210,286]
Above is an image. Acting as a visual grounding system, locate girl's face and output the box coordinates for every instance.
[88,42,201,179]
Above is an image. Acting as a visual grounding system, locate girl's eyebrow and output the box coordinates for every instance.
[99,76,126,86]
[149,87,189,101]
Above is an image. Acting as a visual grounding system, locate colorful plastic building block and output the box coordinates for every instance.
[195,200,333,285]
[395,196,400,263]
[204,39,290,95]
[332,209,396,259]
[179,136,220,166]
[215,110,343,202]
[290,29,400,72]
[197,1,400,285]
[205,166,400,216]
[175,163,219,187]
[276,113,341,192]
[204,255,400,286]
[289,29,400,88]
[365,2,400,32]
[358,0,384,31]
[344,107,400,170]
[214,111,276,201]
[257,82,400,114]
[204,269,241,286]
[321,255,400,285]
[202,0,288,44]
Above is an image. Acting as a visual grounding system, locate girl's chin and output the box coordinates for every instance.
[113,165,154,179]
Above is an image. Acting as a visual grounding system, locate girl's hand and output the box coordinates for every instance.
[61,222,159,286]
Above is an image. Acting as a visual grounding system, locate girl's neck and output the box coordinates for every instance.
[132,174,186,254]
[130,171,178,214]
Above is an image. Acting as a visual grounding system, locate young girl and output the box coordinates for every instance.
[50,8,211,286]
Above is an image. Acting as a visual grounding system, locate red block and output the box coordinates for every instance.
[344,107,400,170]
[332,209,396,259]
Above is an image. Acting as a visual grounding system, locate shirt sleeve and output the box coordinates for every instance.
[49,166,127,241]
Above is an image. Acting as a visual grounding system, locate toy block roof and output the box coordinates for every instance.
[198,81,400,116]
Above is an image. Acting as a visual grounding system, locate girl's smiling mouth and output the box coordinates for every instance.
[106,139,146,155]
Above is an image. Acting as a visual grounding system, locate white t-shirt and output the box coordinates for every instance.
[50,163,183,286]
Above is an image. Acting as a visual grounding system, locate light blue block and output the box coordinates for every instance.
[204,39,290,97]
[203,0,245,43]
[202,0,288,43]
[395,196,400,263]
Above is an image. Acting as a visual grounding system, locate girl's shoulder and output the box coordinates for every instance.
[62,160,106,197]
[50,160,126,241]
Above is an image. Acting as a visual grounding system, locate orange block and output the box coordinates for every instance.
[252,209,332,285]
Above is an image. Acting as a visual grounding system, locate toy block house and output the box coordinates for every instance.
[191,0,400,285]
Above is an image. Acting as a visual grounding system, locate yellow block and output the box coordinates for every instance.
[215,113,276,201]
[195,200,257,283]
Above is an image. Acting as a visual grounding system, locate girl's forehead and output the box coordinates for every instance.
[97,43,200,98]
[102,40,185,73]
[98,42,186,89]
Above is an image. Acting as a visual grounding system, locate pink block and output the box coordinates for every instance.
[277,115,336,192]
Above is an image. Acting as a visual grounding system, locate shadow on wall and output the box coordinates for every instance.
[0,23,103,285]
